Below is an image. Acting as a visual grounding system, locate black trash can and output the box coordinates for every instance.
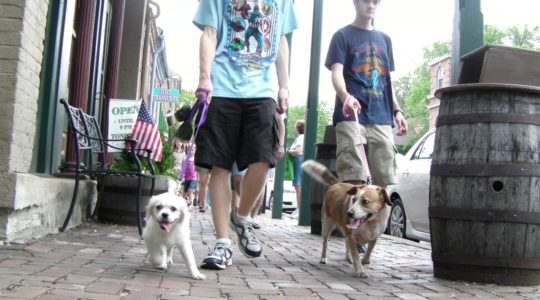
[310,125,337,235]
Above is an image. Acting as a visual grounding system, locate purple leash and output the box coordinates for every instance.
[178,88,209,181]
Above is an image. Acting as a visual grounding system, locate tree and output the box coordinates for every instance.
[485,24,540,50]
[394,41,451,153]
[484,24,506,45]
[395,24,540,154]
[507,25,540,50]
[179,89,196,107]
[286,101,332,147]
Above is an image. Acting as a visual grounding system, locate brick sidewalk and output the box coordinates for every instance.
[0,210,538,299]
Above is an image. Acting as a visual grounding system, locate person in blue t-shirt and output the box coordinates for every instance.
[325,0,407,189]
[325,0,407,254]
[193,0,298,270]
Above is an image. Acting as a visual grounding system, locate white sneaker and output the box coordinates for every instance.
[229,207,262,257]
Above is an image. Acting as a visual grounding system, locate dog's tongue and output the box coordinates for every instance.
[159,222,174,232]
[346,216,368,230]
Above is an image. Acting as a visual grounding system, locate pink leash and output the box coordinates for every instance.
[352,107,372,184]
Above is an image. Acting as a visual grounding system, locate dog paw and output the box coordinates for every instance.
[156,263,168,271]
[191,272,206,280]
[356,271,369,278]
[320,258,327,264]
[361,259,371,265]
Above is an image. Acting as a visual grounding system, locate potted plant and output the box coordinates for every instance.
[96,133,177,226]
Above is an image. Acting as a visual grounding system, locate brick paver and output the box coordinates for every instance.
[0,210,539,299]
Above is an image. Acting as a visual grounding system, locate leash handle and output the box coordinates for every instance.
[179,88,209,181]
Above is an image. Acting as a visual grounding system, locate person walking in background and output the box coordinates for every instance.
[179,146,199,207]
[231,162,246,209]
[193,0,298,270]
[249,112,286,229]
[325,0,408,250]
[196,168,210,213]
[287,120,304,219]
[172,138,186,196]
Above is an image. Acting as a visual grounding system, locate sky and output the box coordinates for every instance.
[154,0,540,107]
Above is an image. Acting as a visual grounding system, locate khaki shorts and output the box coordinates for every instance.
[335,121,397,186]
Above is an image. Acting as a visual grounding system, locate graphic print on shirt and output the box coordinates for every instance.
[350,41,390,99]
[227,0,278,70]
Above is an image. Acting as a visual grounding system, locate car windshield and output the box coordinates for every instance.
[413,132,435,160]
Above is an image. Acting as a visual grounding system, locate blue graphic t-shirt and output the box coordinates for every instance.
[325,25,395,125]
[194,0,299,99]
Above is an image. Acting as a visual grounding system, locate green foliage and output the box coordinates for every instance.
[286,101,332,146]
[179,89,197,107]
[394,41,450,153]
[484,24,506,45]
[507,25,540,50]
[485,24,540,50]
[110,133,177,179]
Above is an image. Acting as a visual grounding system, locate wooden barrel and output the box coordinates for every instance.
[430,83,540,285]
[97,175,170,225]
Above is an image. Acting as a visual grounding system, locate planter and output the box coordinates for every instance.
[97,175,170,226]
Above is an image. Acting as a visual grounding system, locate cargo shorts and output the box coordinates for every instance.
[335,121,398,186]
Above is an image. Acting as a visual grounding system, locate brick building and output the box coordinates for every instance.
[427,54,453,130]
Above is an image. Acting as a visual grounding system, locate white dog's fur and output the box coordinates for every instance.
[142,191,205,280]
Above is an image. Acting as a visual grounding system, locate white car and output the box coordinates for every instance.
[264,170,297,213]
[386,129,436,242]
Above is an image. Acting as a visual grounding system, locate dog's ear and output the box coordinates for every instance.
[178,204,187,224]
[346,186,358,195]
[145,197,155,220]
[378,188,392,206]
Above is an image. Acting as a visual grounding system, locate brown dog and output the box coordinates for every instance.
[302,160,392,278]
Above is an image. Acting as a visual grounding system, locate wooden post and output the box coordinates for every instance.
[451,0,484,84]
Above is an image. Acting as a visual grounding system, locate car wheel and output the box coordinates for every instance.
[266,192,273,210]
[388,198,406,239]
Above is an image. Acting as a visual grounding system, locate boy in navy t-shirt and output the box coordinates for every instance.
[325,0,408,188]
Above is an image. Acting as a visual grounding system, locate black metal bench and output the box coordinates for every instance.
[59,98,156,236]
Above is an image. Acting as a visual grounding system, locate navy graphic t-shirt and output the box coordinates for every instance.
[325,25,395,126]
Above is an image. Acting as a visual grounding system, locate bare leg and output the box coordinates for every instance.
[231,174,242,208]
[238,162,269,217]
[250,192,264,218]
[198,172,209,210]
[209,167,232,239]
[294,185,301,211]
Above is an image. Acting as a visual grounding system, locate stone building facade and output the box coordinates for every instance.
[0,0,178,242]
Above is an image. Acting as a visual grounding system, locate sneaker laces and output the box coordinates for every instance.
[242,224,259,245]
[209,242,230,257]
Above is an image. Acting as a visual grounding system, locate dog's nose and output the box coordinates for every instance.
[161,212,169,219]
[346,211,354,218]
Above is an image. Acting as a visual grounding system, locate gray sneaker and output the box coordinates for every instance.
[201,241,233,270]
[229,207,262,257]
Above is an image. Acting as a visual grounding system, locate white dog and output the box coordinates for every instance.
[142,192,205,280]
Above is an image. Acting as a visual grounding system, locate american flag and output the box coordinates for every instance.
[129,101,163,161]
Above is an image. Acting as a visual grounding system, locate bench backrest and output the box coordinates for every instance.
[60,98,112,172]
[79,109,105,154]
[60,99,94,151]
